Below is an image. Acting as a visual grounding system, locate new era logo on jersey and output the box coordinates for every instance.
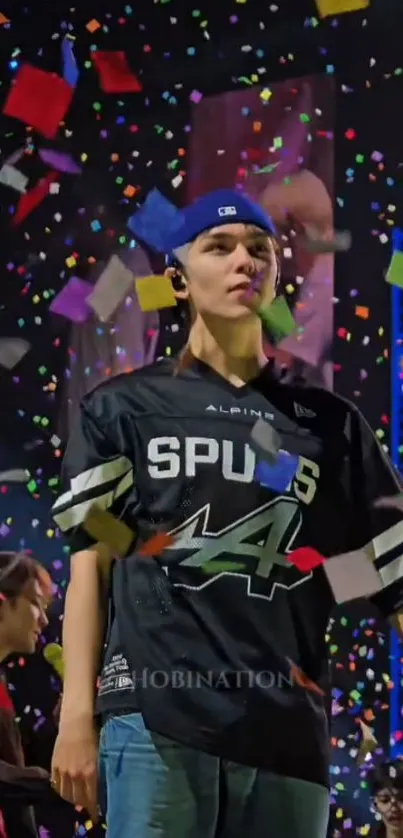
[294,403,316,419]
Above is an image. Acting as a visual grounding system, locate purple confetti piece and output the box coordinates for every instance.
[50,276,93,323]
[38,149,82,174]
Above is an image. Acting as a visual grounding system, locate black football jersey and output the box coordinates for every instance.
[51,357,403,788]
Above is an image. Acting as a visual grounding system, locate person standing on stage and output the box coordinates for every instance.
[0,551,53,838]
[50,188,403,838]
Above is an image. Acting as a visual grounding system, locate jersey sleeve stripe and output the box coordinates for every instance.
[371,521,403,560]
[70,456,133,496]
[377,554,403,588]
[52,469,134,533]
[51,456,134,516]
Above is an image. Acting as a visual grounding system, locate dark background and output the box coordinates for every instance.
[0,0,402,834]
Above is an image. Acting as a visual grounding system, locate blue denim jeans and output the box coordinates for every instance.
[98,712,329,838]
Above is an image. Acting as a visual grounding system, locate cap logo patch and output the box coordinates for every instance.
[218,205,237,217]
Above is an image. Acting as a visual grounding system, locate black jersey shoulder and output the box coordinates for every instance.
[80,357,177,425]
[266,376,359,440]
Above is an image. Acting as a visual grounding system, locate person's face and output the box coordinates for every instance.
[174,223,278,322]
[375,788,403,834]
[0,579,49,655]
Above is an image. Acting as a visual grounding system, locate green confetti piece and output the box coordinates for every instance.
[386,250,403,289]
[257,296,297,344]
[254,163,280,175]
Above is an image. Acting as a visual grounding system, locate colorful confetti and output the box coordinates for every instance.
[0,2,400,836]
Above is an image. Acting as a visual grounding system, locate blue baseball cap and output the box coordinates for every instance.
[164,188,276,264]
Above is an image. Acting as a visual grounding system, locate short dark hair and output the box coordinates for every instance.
[0,551,52,604]
[369,759,403,797]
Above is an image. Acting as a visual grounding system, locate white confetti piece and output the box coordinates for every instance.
[87,255,134,322]
[0,163,28,193]
[324,549,382,603]
[304,230,352,253]
[0,338,30,369]
[0,469,30,483]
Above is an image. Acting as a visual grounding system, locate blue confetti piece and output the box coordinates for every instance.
[127,188,183,253]
[62,37,79,88]
[393,227,403,253]
[254,451,299,493]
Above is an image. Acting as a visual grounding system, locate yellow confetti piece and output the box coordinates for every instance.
[135,275,177,312]
[259,88,272,103]
[356,719,378,766]
[83,506,134,556]
[315,0,369,16]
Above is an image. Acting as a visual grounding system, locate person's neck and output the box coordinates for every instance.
[188,315,267,387]
[386,825,403,838]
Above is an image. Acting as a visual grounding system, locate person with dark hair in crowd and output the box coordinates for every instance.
[51,188,403,838]
[370,760,403,838]
[0,550,56,837]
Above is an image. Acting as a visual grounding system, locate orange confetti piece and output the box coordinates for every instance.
[138,533,174,557]
[288,661,325,697]
[355,305,369,319]
[86,18,101,33]
[123,185,137,198]
[0,13,10,24]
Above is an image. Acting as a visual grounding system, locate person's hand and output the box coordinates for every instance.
[50,719,99,823]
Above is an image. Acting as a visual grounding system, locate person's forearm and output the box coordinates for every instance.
[59,548,110,728]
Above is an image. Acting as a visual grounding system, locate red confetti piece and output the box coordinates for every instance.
[12,171,59,226]
[0,681,14,713]
[138,532,174,557]
[3,64,74,138]
[287,547,325,573]
[92,51,143,94]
